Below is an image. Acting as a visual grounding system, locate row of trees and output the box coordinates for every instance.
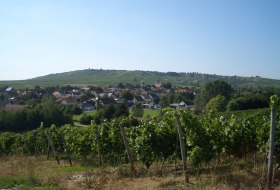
[1,96,143,132]
[195,80,273,113]
[0,97,77,132]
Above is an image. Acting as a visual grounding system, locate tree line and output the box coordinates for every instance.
[194,80,273,113]
[0,96,80,132]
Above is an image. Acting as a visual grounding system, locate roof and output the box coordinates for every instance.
[81,102,95,107]
[149,93,159,100]
[179,101,186,106]
[154,83,161,88]
[115,98,125,104]
[2,104,27,111]
[100,97,116,105]
[134,95,144,102]
[56,96,77,104]
[52,91,61,98]
[170,103,179,108]
[5,87,13,92]
[141,94,151,100]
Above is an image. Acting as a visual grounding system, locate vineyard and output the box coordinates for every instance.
[0,107,280,189]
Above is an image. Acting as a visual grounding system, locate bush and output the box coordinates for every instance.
[227,94,268,111]
[80,114,94,125]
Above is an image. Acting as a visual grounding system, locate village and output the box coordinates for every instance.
[0,83,195,115]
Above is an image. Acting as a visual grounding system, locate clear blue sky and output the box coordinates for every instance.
[0,0,279,80]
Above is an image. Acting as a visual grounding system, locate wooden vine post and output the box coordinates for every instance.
[23,134,28,156]
[267,95,278,190]
[34,130,38,156]
[45,131,60,165]
[61,132,72,166]
[176,114,189,184]
[91,120,103,166]
[120,120,136,177]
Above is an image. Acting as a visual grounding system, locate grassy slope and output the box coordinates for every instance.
[1,69,280,89]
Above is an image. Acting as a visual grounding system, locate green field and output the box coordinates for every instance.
[143,109,160,118]
[73,111,96,122]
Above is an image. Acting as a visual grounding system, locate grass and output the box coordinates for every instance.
[54,165,94,173]
[0,151,278,190]
[73,111,96,122]
[0,176,30,189]
[1,156,279,190]
[0,156,61,189]
[143,109,160,118]
[0,176,59,190]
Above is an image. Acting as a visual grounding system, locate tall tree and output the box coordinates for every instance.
[205,95,227,113]
[104,104,116,121]
[195,80,233,112]
[115,103,129,118]
[131,102,144,117]
[204,80,233,101]
[227,93,268,111]
[121,91,134,101]
[159,95,169,108]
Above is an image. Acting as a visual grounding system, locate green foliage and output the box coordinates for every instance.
[103,104,116,121]
[0,99,72,132]
[0,176,58,190]
[195,80,233,112]
[143,109,160,118]
[94,103,129,122]
[0,107,279,172]
[204,80,233,101]
[80,90,95,102]
[121,91,134,101]
[174,92,195,103]
[159,95,169,108]
[134,121,157,170]
[115,104,129,118]
[161,82,172,89]
[227,94,268,111]
[178,110,214,165]
[205,95,227,113]
[0,132,19,156]
[130,102,144,117]
[270,95,279,108]
[79,113,94,125]
[60,104,82,116]
[159,92,194,109]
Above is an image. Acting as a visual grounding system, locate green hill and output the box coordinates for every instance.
[1,69,280,89]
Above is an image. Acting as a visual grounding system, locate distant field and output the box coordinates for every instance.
[73,111,96,122]
[143,109,160,118]
[1,69,280,89]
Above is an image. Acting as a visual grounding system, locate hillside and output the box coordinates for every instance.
[1,69,280,89]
